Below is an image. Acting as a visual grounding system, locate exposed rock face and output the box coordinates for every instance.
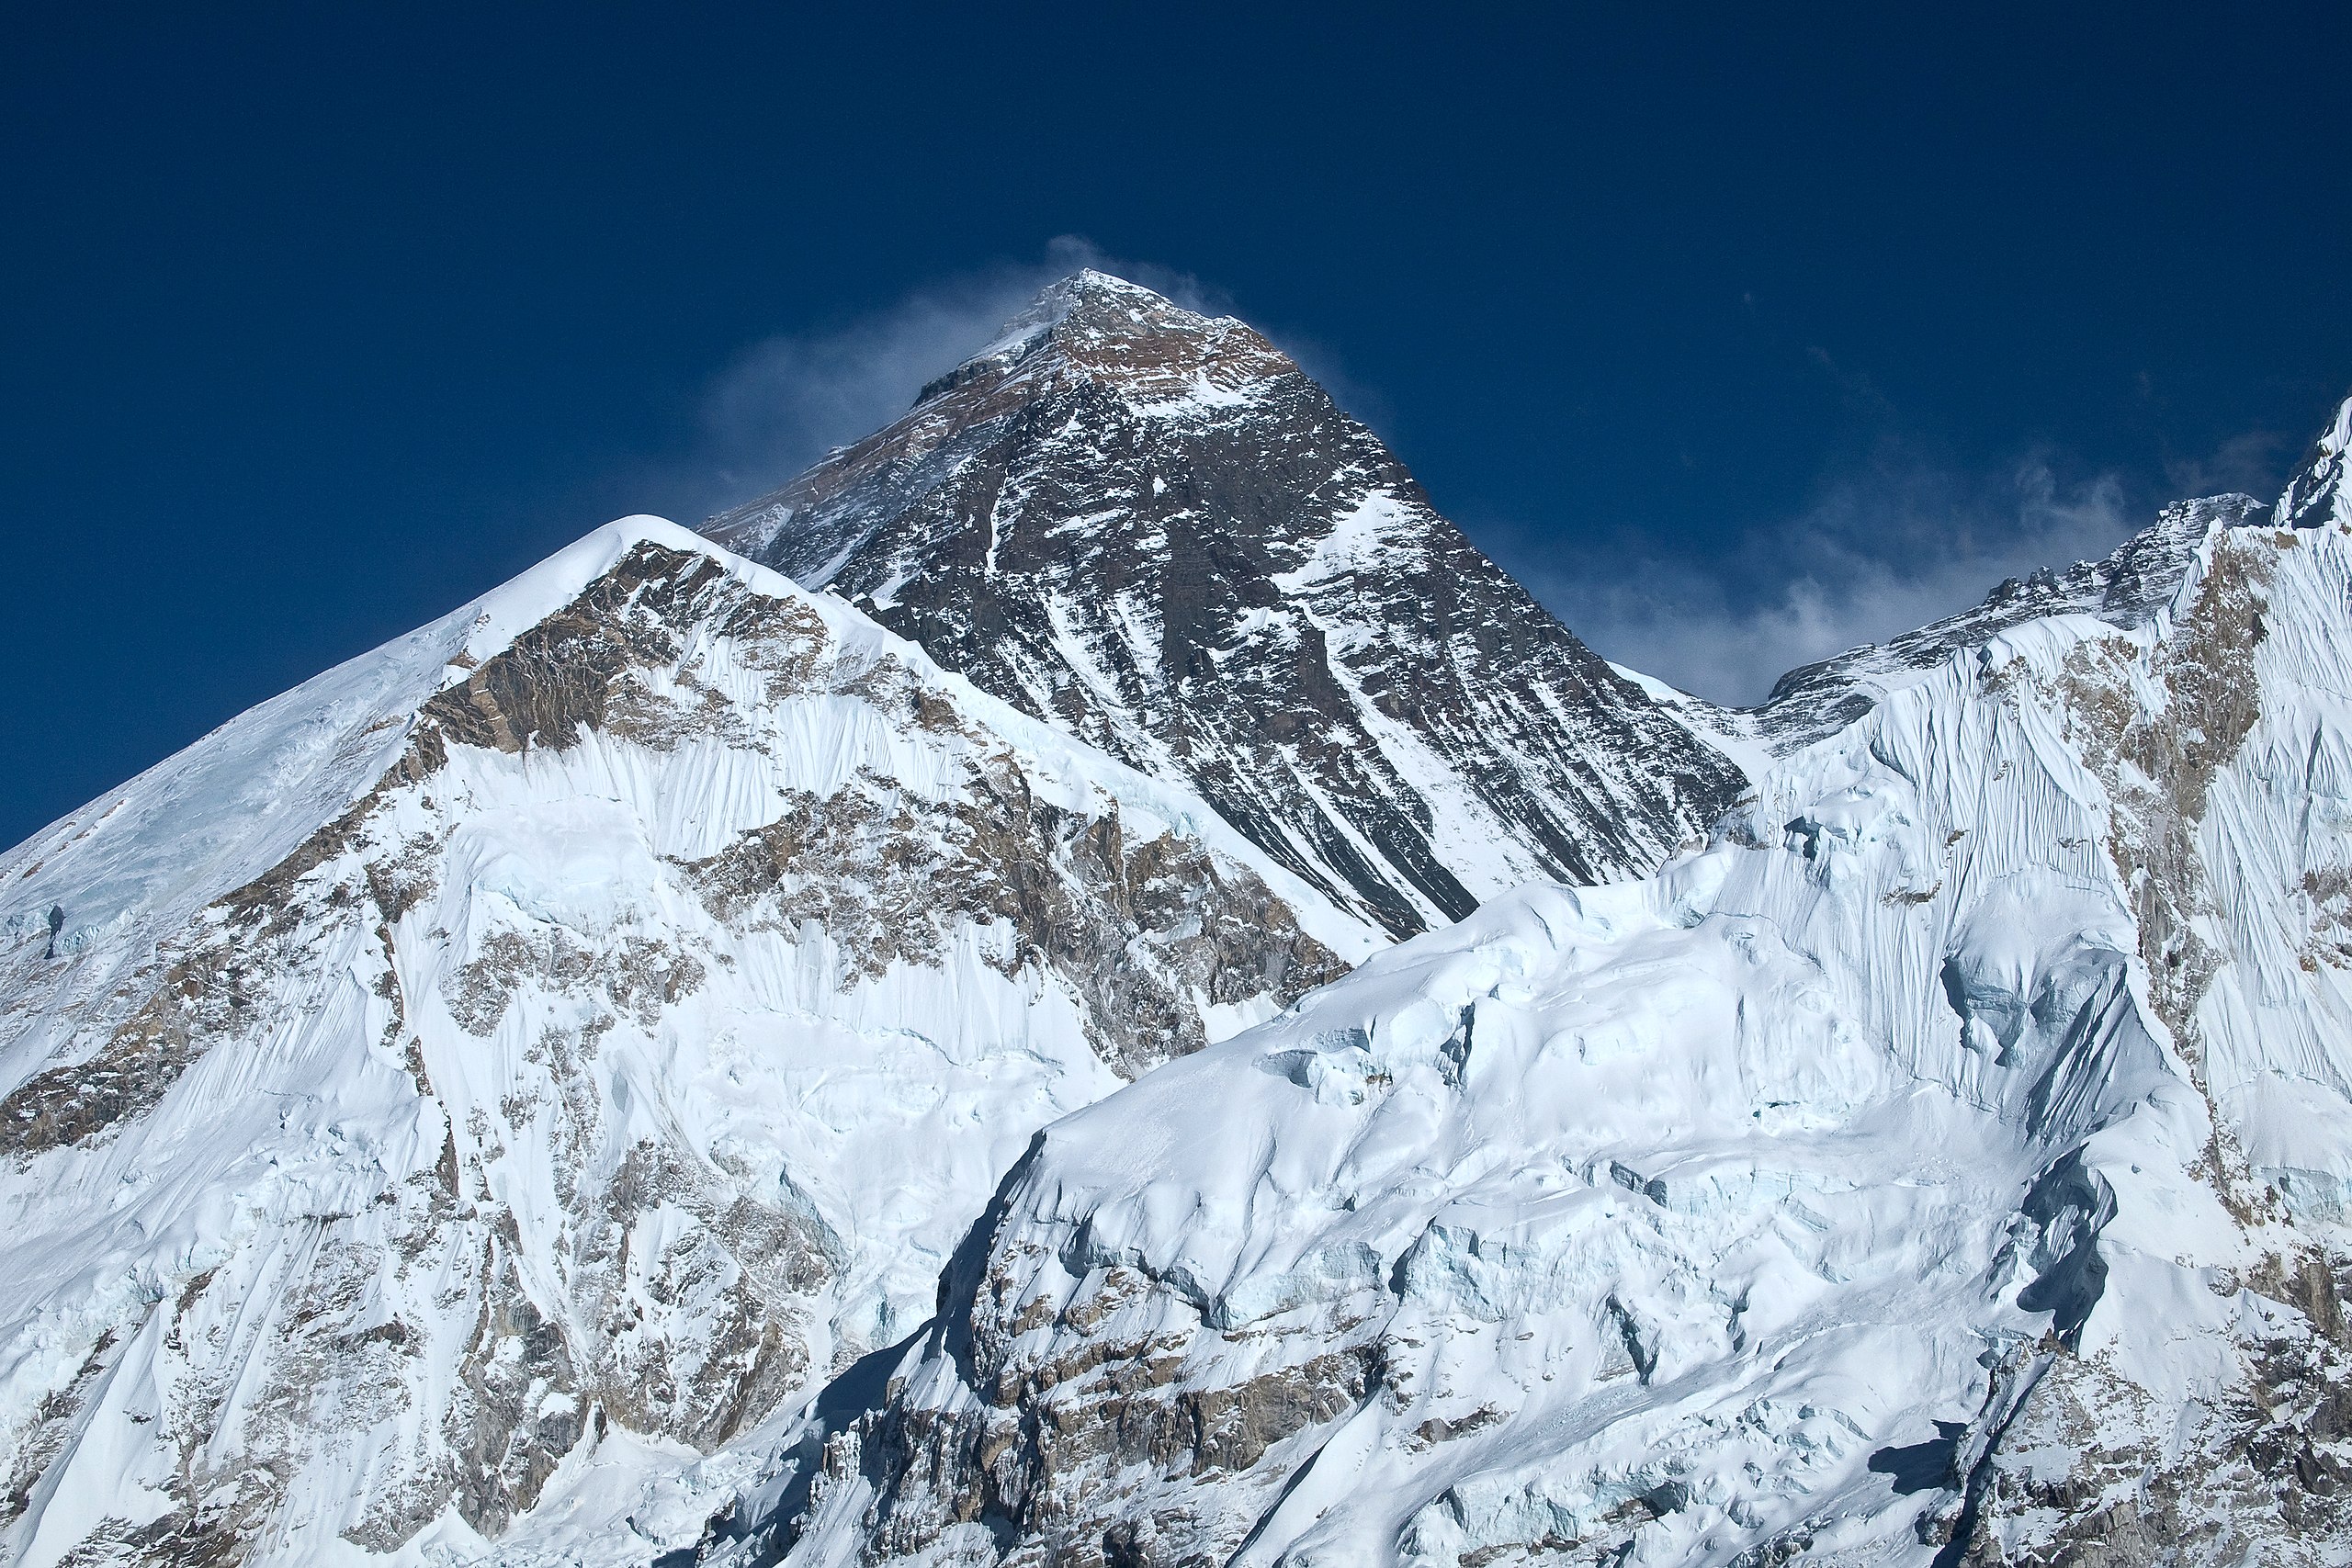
[705,271,1746,938]
[766,439,2352,1567]
[0,522,1373,1565]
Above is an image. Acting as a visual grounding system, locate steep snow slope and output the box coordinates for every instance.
[0,520,1376,1567]
[704,271,1746,937]
[774,431,2352,1565]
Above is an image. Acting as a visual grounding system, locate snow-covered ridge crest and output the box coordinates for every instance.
[0,516,1368,989]
[1637,491,2267,765]
[0,514,1376,1566]
[775,503,2352,1565]
[1,518,735,971]
[2276,391,2352,532]
[1692,391,2352,764]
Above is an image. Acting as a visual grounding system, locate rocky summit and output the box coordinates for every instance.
[5,272,2352,1568]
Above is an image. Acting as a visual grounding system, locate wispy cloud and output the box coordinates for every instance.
[644,237,1217,523]
[1479,336,2254,705]
[2160,425,2291,499]
[1515,444,2142,706]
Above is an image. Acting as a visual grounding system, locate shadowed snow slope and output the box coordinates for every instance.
[0,519,1376,1567]
[705,271,1746,938]
[772,426,2352,1566]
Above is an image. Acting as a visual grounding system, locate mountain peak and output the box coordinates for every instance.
[908,268,1276,412]
[1025,266,1186,321]
[702,274,1744,938]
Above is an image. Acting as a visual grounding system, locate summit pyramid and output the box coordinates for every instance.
[706,271,1747,936]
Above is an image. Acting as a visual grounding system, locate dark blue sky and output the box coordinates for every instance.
[6,5,2348,849]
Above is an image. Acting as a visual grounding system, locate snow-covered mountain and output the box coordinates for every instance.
[754,401,2352,1566]
[7,253,2352,1568]
[705,272,1746,938]
[0,521,1375,1565]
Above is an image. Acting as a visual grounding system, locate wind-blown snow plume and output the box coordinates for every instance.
[651,241,1221,522]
